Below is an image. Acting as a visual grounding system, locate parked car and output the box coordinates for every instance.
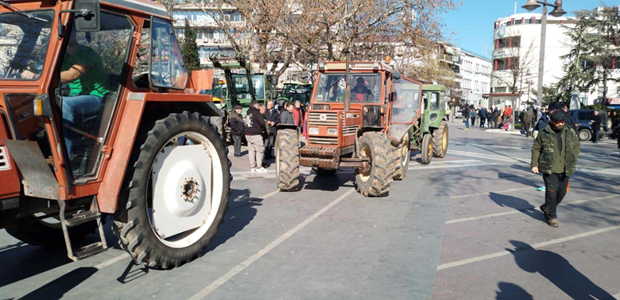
[454,110,463,119]
[566,109,611,141]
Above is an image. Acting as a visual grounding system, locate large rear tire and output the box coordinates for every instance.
[113,112,231,269]
[392,132,410,181]
[432,121,448,158]
[276,129,300,191]
[420,133,433,165]
[354,132,395,197]
[6,215,96,248]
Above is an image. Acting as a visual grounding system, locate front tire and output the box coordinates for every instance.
[354,132,395,197]
[113,112,231,269]
[276,129,300,191]
[420,133,433,165]
[432,121,448,158]
[392,132,410,180]
[578,128,592,141]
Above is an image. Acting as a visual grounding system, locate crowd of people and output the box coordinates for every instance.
[461,104,515,130]
[231,100,306,172]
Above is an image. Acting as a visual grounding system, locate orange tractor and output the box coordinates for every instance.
[275,59,424,196]
[0,0,230,269]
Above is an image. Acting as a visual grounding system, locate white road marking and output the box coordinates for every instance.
[447,195,618,224]
[187,188,357,300]
[408,163,498,171]
[450,187,532,199]
[94,253,130,269]
[449,150,529,163]
[259,190,279,199]
[437,225,620,270]
[579,167,620,176]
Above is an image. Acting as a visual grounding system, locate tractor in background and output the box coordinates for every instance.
[412,84,449,164]
[274,59,425,196]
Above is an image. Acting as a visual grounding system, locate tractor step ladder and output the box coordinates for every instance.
[58,198,108,261]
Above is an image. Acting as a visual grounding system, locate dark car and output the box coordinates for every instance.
[566,109,611,141]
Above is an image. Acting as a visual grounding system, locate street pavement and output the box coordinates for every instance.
[1,120,619,300]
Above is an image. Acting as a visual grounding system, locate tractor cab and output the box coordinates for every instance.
[276,82,313,110]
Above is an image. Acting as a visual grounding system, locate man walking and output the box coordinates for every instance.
[592,110,603,143]
[264,100,279,159]
[531,111,580,228]
[230,105,245,157]
[244,101,267,172]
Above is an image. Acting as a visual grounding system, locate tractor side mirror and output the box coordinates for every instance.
[392,72,401,80]
[74,0,101,32]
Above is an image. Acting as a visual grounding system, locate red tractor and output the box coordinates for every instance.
[0,0,230,269]
[275,60,424,196]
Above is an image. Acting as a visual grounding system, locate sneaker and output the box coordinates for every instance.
[548,218,559,228]
[250,168,256,172]
[257,167,267,173]
[540,205,550,220]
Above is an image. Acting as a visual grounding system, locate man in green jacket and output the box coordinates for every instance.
[531,111,581,228]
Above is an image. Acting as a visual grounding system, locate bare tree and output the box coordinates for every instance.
[491,42,538,129]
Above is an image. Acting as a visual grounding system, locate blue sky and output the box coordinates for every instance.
[442,0,620,59]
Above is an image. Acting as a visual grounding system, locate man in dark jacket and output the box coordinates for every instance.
[280,102,296,125]
[592,110,603,143]
[230,105,245,157]
[264,100,280,159]
[531,110,581,228]
[523,107,534,137]
[244,101,267,172]
[479,107,488,128]
[486,107,493,128]
[493,108,501,128]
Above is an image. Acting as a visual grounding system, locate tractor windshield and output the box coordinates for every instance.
[314,73,380,103]
[231,74,264,100]
[0,10,53,80]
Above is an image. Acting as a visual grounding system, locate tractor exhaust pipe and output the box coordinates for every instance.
[343,50,351,111]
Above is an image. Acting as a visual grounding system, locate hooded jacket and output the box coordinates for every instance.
[244,106,266,136]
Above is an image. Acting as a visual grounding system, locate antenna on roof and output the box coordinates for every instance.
[514,0,517,15]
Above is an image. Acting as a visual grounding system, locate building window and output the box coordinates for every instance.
[494,87,507,93]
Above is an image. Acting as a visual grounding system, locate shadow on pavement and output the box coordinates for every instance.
[116,261,149,284]
[495,282,533,300]
[488,193,546,223]
[206,188,260,251]
[19,267,97,300]
[302,171,353,192]
[507,240,614,300]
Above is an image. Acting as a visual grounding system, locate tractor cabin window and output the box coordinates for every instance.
[150,17,188,90]
[314,73,380,103]
[58,13,134,179]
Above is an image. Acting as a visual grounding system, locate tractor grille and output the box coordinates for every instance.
[308,136,338,145]
[308,112,339,126]
[342,125,359,135]
[0,146,9,171]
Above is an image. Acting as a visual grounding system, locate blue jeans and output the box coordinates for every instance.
[62,95,102,157]
[465,117,470,128]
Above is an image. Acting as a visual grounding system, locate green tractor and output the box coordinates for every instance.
[210,54,276,138]
[275,82,313,109]
[409,84,449,164]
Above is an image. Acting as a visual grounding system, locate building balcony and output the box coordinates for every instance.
[492,48,520,59]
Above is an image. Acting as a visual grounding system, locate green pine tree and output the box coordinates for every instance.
[558,8,620,101]
[181,19,201,72]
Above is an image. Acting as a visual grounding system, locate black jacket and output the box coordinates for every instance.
[230,112,245,136]
[564,113,577,133]
[244,106,266,136]
[264,108,280,134]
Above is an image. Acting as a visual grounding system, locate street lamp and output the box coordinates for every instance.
[522,0,566,117]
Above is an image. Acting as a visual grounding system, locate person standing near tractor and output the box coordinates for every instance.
[523,107,534,137]
[230,105,245,157]
[280,102,296,125]
[244,101,267,172]
[531,110,580,228]
[264,100,280,159]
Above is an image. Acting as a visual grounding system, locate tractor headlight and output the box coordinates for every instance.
[309,127,319,135]
[327,128,338,135]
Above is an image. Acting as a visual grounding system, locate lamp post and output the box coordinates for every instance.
[522,0,566,117]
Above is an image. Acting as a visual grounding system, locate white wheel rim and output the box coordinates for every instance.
[359,145,371,182]
[147,131,224,249]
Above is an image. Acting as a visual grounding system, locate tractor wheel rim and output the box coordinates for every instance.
[428,139,433,155]
[359,145,372,182]
[147,131,224,249]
